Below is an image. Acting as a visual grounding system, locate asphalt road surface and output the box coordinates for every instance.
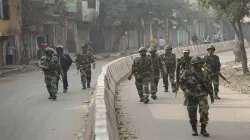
[118,49,250,140]
[0,61,108,140]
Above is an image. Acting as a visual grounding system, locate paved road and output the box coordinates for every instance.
[0,61,108,140]
[118,49,250,140]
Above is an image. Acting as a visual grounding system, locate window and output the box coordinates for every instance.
[0,0,3,19]
[88,0,96,9]
[0,0,10,20]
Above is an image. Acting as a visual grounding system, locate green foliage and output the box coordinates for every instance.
[65,0,77,13]
[104,0,183,30]
[197,0,250,22]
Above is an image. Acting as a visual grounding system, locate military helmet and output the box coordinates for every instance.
[183,48,190,53]
[207,45,215,51]
[45,47,55,52]
[81,43,88,48]
[139,47,147,52]
[165,45,173,50]
[191,56,204,65]
[149,47,157,52]
[56,45,63,49]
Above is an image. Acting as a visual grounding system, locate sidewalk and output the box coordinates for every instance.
[0,59,39,77]
[116,49,250,140]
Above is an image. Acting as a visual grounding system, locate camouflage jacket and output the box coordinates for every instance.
[161,52,176,72]
[176,56,193,81]
[203,54,221,73]
[132,56,154,79]
[179,69,212,97]
[149,54,166,77]
[75,51,95,70]
[39,55,60,77]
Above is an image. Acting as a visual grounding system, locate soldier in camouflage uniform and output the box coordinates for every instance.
[176,49,193,105]
[179,56,214,137]
[161,45,177,92]
[203,46,221,99]
[128,47,154,104]
[38,47,59,100]
[148,47,166,99]
[75,44,96,89]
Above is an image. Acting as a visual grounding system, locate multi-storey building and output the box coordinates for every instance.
[0,0,22,65]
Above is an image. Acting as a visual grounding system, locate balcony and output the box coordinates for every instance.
[78,0,99,22]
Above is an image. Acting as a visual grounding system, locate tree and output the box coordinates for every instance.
[175,4,215,45]
[197,0,250,73]
[103,0,183,51]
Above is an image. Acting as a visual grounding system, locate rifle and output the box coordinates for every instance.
[212,72,230,84]
[174,82,179,98]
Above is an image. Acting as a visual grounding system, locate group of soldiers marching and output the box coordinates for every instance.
[38,41,95,100]
[128,45,222,137]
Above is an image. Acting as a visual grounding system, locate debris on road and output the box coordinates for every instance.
[115,83,138,140]
[221,61,250,94]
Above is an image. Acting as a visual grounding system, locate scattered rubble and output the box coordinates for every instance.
[115,83,138,140]
[221,61,250,94]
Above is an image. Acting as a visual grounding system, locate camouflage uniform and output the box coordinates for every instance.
[161,45,176,92]
[148,47,166,99]
[38,47,59,100]
[75,44,96,89]
[176,49,193,105]
[21,44,29,65]
[132,47,154,104]
[179,57,214,137]
[203,46,221,99]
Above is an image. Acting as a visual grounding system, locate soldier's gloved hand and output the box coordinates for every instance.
[210,96,214,104]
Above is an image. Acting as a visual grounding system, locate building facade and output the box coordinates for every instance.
[0,0,22,65]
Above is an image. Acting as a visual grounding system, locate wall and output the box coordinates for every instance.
[0,0,21,36]
[84,40,249,140]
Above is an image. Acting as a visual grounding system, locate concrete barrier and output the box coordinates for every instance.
[86,40,247,140]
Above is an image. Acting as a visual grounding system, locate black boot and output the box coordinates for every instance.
[82,83,86,90]
[201,125,210,137]
[214,92,221,99]
[144,95,150,104]
[191,125,198,136]
[48,93,53,99]
[63,89,67,93]
[151,93,157,100]
[87,82,91,88]
[164,87,168,92]
[139,94,144,102]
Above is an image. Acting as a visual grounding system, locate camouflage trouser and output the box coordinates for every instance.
[45,76,58,96]
[80,68,92,86]
[163,72,175,88]
[211,75,219,93]
[135,77,151,99]
[187,96,209,125]
[151,77,159,94]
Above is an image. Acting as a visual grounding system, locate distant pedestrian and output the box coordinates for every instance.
[151,36,158,49]
[192,33,198,45]
[21,44,30,65]
[158,37,166,50]
[203,34,210,44]
[6,42,15,65]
